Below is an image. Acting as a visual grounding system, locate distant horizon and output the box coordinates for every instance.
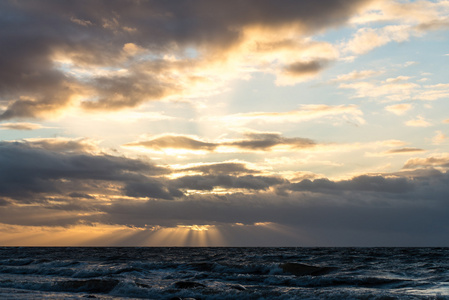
[1,0,449,247]
[2,246,449,248]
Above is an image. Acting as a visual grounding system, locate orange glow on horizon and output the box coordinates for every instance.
[0,223,226,247]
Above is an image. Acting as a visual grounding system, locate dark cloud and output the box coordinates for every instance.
[283,60,331,77]
[68,192,94,199]
[228,132,316,150]
[1,143,449,245]
[386,147,425,154]
[288,175,413,194]
[0,1,82,119]
[23,138,97,152]
[0,141,170,201]
[98,170,449,246]
[80,72,179,111]
[171,174,286,191]
[124,179,183,200]
[181,162,258,175]
[0,0,371,119]
[0,198,11,206]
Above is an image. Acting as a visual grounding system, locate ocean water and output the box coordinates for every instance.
[0,247,448,299]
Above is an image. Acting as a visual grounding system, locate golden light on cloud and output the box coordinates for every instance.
[433,131,448,145]
[0,122,44,130]
[405,116,432,127]
[402,153,449,170]
[218,104,365,125]
[385,103,413,115]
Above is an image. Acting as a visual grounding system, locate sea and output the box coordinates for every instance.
[0,247,448,299]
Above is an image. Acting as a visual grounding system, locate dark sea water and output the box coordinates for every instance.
[0,247,448,299]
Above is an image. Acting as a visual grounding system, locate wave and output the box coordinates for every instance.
[1,247,448,299]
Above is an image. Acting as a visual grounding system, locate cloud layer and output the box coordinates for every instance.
[125,132,316,153]
[1,141,449,246]
[0,0,372,120]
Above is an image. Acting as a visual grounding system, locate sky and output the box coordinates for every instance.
[1,0,449,246]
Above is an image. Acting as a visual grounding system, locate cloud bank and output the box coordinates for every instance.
[1,141,449,246]
[0,0,372,120]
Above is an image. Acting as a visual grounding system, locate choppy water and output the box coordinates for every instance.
[0,247,448,299]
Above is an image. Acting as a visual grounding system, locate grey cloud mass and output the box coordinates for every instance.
[23,138,97,152]
[171,174,286,191]
[287,175,413,194]
[1,141,449,245]
[0,0,372,120]
[97,170,449,245]
[181,162,258,175]
[0,141,170,202]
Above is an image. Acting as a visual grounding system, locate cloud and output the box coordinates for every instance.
[70,170,449,245]
[340,75,449,102]
[283,59,331,77]
[68,192,94,199]
[0,0,373,120]
[403,154,449,169]
[124,179,182,200]
[180,162,260,175]
[385,103,412,115]
[405,116,432,127]
[329,69,383,83]
[22,138,99,153]
[219,104,365,125]
[344,25,415,55]
[0,141,170,202]
[0,122,43,130]
[171,174,286,192]
[385,76,411,83]
[365,146,426,157]
[339,79,419,101]
[407,81,449,101]
[2,140,449,245]
[124,132,317,154]
[125,135,217,152]
[226,132,316,151]
[424,83,449,89]
[433,131,448,145]
[287,175,413,194]
[352,0,449,26]
[386,147,425,154]
[346,0,449,55]
[416,19,449,31]
[79,72,181,111]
